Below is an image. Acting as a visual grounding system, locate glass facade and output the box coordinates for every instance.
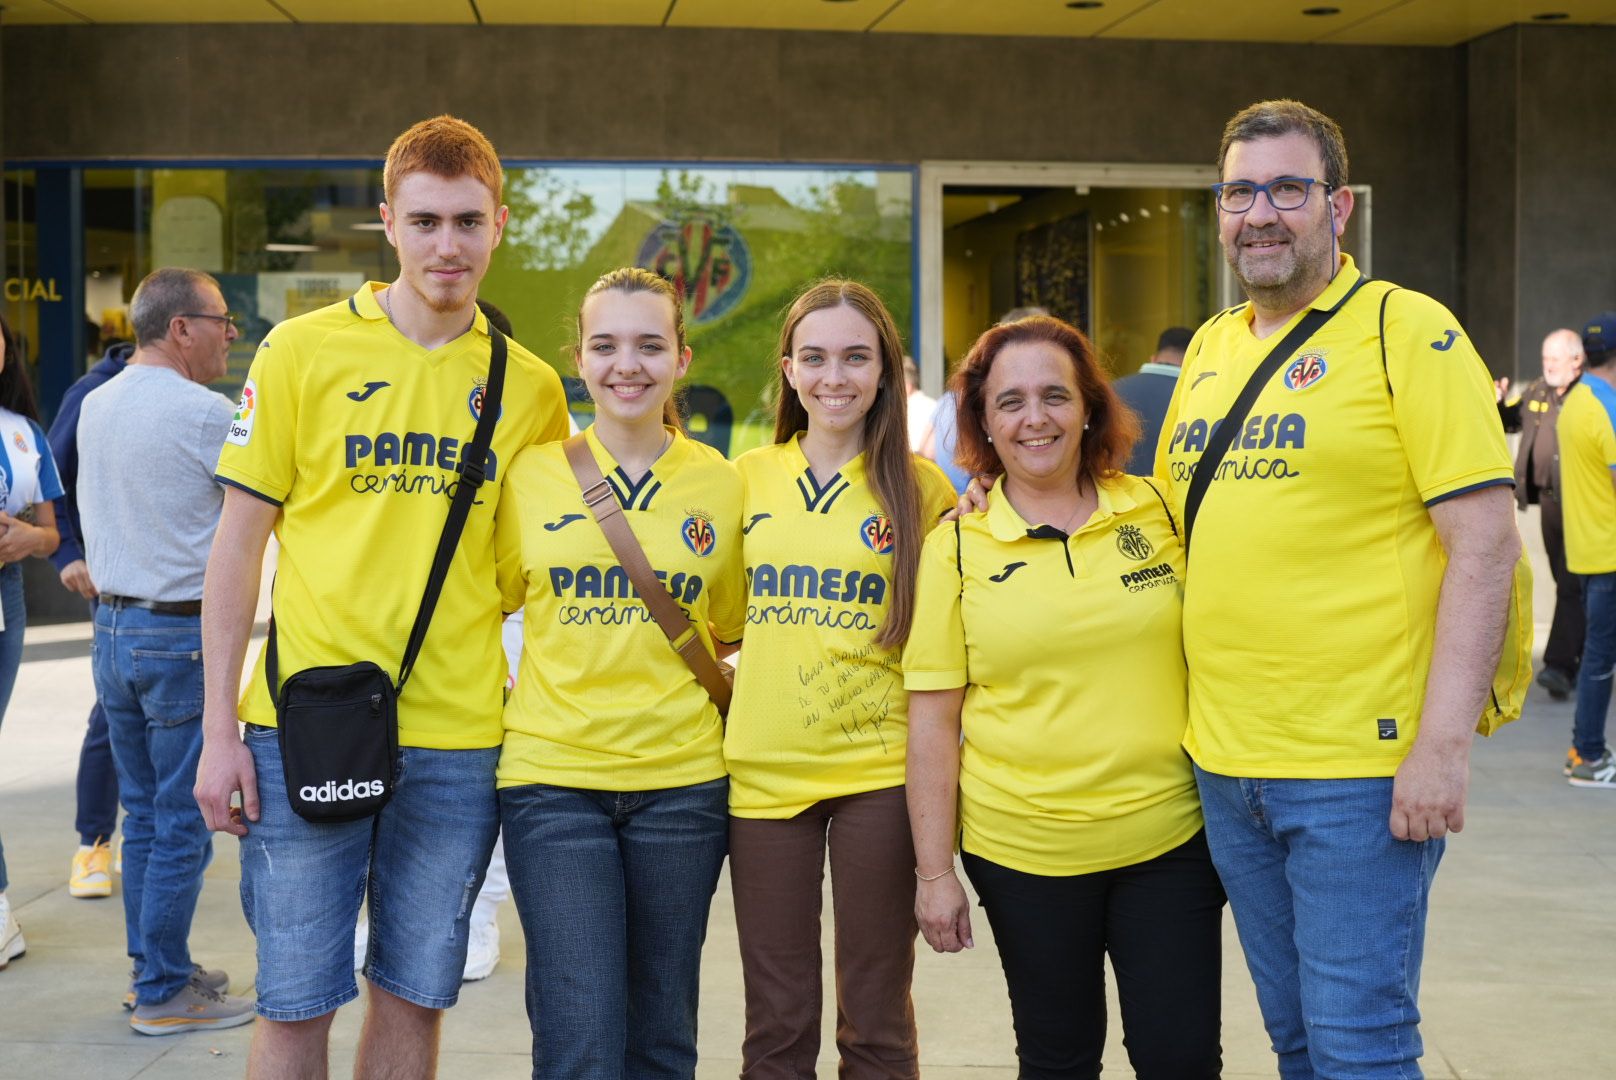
[46,162,916,457]
[941,185,1222,377]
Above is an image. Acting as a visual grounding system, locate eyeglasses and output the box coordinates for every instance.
[1211,177,1332,214]
[180,312,240,328]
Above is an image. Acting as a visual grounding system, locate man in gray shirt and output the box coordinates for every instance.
[77,267,255,1035]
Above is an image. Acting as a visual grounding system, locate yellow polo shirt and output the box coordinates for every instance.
[215,283,570,749]
[903,474,1201,877]
[1557,376,1616,575]
[1155,256,1515,778]
[494,427,745,791]
[725,435,956,817]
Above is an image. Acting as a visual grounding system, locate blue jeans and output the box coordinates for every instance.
[1572,571,1616,760]
[91,603,212,1006]
[1195,766,1444,1080]
[0,562,25,891]
[77,597,120,845]
[501,777,729,1080]
[241,725,500,1021]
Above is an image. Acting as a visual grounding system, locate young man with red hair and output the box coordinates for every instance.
[195,115,569,1078]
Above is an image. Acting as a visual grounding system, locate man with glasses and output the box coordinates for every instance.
[1157,100,1520,1077]
[76,267,255,1033]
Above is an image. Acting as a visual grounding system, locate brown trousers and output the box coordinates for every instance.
[729,785,921,1080]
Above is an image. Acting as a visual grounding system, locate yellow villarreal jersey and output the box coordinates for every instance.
[1557,378,1616,575]
[903,474,1202,876]
[1155,257,1514,778]
[494,427,744,791]
[725,436,955,817]
[215,283,570,750]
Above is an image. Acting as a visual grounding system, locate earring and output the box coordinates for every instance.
[1083,423,1090,430]
[986,435,993,443]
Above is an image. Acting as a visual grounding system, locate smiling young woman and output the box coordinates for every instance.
[723,279,955,1079]
[492,267,745,1080]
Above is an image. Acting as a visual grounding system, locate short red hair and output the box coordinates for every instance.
[950,316,1139,489]
[383,115,503,206]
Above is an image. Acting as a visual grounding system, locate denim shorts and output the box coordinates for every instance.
[240,723,500,1021]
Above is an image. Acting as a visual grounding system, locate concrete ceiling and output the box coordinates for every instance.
[2,0,1611,46]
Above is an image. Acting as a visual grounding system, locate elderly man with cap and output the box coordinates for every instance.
[1557,314,1616,787]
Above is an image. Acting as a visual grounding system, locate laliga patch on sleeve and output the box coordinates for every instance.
[226,379,258,446]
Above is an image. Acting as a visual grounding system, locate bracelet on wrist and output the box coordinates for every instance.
[914,864,956,882]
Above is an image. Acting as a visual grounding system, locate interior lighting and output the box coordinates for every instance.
[1119,212,1131,223]
[265,243,321,253]
[1301,6,1340,14]
[350,222,387,231]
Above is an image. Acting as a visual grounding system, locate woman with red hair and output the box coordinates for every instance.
[902,315,1224,1079]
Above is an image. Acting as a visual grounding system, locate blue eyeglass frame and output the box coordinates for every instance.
[1210,176,1334,212]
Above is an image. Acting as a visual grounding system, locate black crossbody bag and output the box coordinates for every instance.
[265,327,507,824]
[1182,276,1366,553]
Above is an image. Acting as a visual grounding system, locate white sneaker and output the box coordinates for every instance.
[0,893,26,970]
[353,915,368,973]
[462,917,499,982]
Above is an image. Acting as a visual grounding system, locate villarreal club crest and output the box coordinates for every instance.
[1283,352,1328,392]
[861,513,895,555]
[682,512,717,557]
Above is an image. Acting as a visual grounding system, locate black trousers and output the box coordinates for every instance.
[963,830,1226,1080]
[1541,491,1585,677]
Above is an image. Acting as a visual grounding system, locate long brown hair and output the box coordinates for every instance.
[772,279,924,650]
[951,315,1139,490]
[575,266,687,432]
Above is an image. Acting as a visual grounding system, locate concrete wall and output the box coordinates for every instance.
[4,24,1466,308]
[1463,29,1520,374]
[1514,25,1616,370]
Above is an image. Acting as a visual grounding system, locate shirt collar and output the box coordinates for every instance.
[982,473,1139,542]
[1239,253,1361,331]
[1136,363,1182,378]
[582,423,690,480]
[784,431,867,487]
[351,282,490,337]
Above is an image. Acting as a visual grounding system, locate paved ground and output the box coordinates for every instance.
[1,509,1612,1078]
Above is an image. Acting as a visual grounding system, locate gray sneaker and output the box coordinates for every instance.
[129,979,255,1036]
[1568,749,1616,789]
[123,963,230,1010]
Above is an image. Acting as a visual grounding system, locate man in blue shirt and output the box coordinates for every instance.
[1113,327,1192,475]
[47,338,131,899]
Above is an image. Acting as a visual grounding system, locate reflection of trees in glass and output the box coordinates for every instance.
[482,167,913,459]
[504,169,598,271]
[654,170,727,228]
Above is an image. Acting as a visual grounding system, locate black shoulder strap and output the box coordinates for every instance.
[1183,275,1367,555]
[267,326,508,702]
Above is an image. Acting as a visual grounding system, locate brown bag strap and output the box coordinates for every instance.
[563,433,732,716]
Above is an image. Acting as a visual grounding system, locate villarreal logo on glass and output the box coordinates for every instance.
[861,513,895,555]
[1283,353,1328,392]
[682,513,717,557]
